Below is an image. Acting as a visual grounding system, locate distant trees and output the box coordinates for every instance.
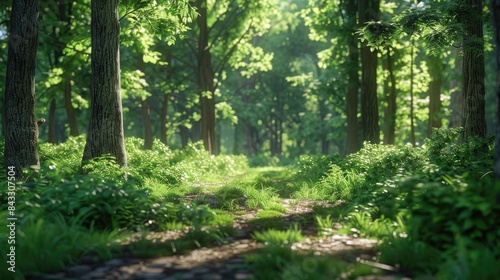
[82,0,127,166]
[3,0,41,176]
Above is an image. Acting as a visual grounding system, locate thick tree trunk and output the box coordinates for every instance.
[492,0,500,184]
[427,54,443,137]
[359,0,380,144]
[64,80,79,136]
[3,0,41,176]
[196,0,217,155]
[345,0,359,153]
[461,0,486,141]
[82,0,127,166]
[383,49,397,145]
[48,99,56,143]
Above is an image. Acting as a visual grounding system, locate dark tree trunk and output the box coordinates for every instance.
[82,0,127,166]
[48,99,56,143]
[383,48,397,145]
[359,0,380,144]
[196,0,217,155]
[492,0,500,184]
[427,54,444,137]
[64,80,79,136]
[461,0,486,141]
[3,0,41,176]
[345,0,359,153]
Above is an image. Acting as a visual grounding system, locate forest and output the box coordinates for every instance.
[1,0,500,279]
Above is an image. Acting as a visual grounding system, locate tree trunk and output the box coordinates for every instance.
[3,0,41,176]
[345,0,359,153]
[82,0,127,166]
[492,0,500,185]
[461,0,486,141]
[383,48,397,145]
[48,99,56,143]
[196,0,217,155]
[359,0,380,144]
[427,54,444,137]
[64,80,79,136]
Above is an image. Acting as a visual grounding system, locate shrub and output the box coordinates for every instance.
[424,127,493,179]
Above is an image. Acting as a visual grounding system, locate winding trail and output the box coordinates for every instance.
[27,168,408,280]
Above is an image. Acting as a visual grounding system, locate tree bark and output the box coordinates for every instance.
[427,54,443,137]
[48,99,56,143]
[383,48,397,145]
[492,0,500,182]
[3,0,41,176]
[345,0,359,153]
[460,0,486,141]
[196,0,217,155]
[82,0,127,166]
[359,0,380,144]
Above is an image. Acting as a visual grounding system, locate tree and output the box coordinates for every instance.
[492,0,500,181]
[359,0,381,144]
[3,0,41,176]
[82,0,127,166]
[195,0,217,155]
[460,0,486,141]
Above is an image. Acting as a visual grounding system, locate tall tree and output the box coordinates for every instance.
[492,0,500,181]
[3,0,41,176]
[82,0,127,166]
[460,0,486,140]
[358,0,380,144]
[195,0,217,155]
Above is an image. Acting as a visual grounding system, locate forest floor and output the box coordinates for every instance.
[26,167,410,280]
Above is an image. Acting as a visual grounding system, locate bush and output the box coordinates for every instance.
[424,127,493,179]
[404,175,500,252]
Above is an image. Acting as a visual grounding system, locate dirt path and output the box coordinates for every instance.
[26,168,409,280]
[27,198,392,280]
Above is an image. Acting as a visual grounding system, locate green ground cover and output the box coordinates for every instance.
[0,128,499,279]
